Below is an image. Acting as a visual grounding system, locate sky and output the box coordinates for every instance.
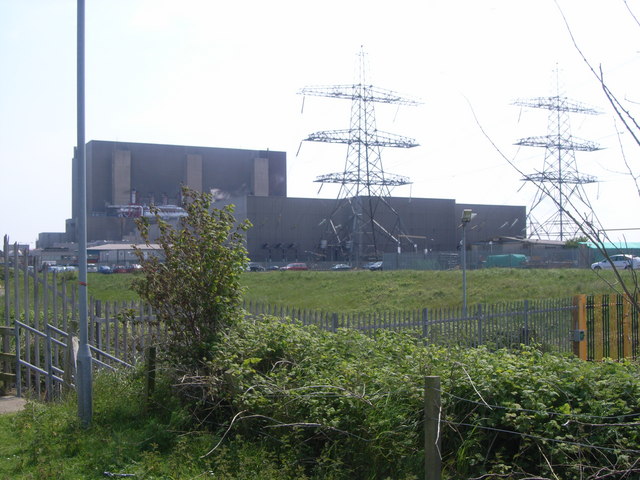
[2,0,640,246]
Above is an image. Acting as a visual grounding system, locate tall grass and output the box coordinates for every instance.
[239,268,625,312]
[3,268,627,313]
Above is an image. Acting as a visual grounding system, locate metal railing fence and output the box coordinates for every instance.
[242,298,577,354]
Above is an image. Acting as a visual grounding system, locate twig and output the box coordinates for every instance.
[537,443,560,480]
[454,361,493,410]
[200,410,246,458]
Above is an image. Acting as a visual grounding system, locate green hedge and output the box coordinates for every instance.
[202,316,640,479]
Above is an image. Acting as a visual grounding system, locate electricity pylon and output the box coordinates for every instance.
[298,48,421,262]
[513,70,602,241]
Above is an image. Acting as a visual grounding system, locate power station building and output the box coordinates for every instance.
[63,140,526,264]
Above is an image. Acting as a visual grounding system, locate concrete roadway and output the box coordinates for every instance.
[0,395,26,414]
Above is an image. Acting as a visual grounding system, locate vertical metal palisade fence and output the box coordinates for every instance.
[241,298,578,354]
[1,236,162,398]
[3,234,640,398]
[586,293,640,361]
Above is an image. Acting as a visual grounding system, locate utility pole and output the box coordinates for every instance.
[461,209,473,315]
[76,0,93,426]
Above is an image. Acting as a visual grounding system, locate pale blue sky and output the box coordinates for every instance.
[2,0,640,245]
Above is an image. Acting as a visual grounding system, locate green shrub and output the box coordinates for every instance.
[200,315,640,479]
[3,323,640,479]
[133,186,251,370]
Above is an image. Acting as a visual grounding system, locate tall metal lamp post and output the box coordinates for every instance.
[76,0,93,426]
[461,209,473,316]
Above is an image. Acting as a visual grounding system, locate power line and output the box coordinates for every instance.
[441,389,640,421]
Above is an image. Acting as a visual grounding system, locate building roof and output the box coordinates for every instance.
[584,241,640,250]
[489,236,566,247]
[87,243,161,251]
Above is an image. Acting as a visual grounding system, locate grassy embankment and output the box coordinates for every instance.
[87,268,627,311]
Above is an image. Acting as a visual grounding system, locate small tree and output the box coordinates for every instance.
[132,187,251,371]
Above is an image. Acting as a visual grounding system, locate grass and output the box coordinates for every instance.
[86,272,142,302]
[81,268,631,312]
[0,370,214,479]
[239,268,628,312]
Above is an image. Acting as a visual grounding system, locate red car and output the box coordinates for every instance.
[281,262,308,271]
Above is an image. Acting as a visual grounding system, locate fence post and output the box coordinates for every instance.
[477,303,484,346]
[424,376,441,480]
[144,346,156,413]
[63,335,78,392]
[572,295,587,360]
[523,299,530,346]
[14,320,21,398]
[331,313,338,333]
[0,326,15,395]
[45,324,53,402]
[422,308,429,343]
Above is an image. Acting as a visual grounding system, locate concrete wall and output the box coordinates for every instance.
[69,140,287,242]
[456,203,527,244]
[112,150,131,206]
[66,140,526,258]
[75,140,287,214]
[242,196,525,264]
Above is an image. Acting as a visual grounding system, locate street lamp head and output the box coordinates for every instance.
[461,208,473,223]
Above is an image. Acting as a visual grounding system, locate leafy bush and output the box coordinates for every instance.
[3,321,640,479]
[132,186,251,370]
[201,315,640,479]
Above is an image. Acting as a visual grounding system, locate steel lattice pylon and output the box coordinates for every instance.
[298,48,421,262]
[513,70,602,241]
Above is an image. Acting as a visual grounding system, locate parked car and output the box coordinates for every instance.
[362,261,382,270]
[265,265,281,271]
[246,262,266,272]
[331,264,351,271]
[98,265,112,274]
[87,264,98,273]
[48,265,77,273]
[281,262,308,271]
[591,254,640,270]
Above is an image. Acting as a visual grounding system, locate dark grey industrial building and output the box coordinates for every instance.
[67,140,286,243]
[60,140,526,264]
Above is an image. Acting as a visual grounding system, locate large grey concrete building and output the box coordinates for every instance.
[68,140,286,242]
[61,140,526,264]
